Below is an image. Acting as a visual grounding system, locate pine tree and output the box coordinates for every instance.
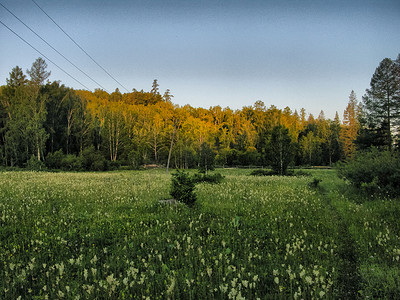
[6,66,27,88]
[362,57,400,150]
[27,57,51,86]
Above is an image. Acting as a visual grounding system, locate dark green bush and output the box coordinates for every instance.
[81,146,108,171]
[250,169,276,176]
[45,150,64,169]
[61,154,83,171]
[308,178,322,188]
[26,155,46,171]
[337,150,400,196]
[192,172,225,184]
[170,170,197,206]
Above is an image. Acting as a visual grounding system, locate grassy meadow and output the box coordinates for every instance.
[0,169,399,299]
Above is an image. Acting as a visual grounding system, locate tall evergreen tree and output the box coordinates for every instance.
[362,57,400,150]
[27,58,51,87]
[6,66,27,88]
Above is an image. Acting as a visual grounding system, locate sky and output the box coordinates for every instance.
[1,0,399,119]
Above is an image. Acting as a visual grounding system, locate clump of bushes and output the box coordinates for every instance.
[337,150,400,196]
[170,170,197,207]
[44,147,109,171]
[192,172,225,184]
[26,155,46,171]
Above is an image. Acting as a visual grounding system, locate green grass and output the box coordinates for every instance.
[0,169,399,299]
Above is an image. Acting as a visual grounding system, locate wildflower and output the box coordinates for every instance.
[305,276,313,284]
[219,284,228,293]
[123,277,129,286]
[84,269,88,281]
[166,277,175,295]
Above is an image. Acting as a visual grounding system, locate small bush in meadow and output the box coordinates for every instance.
[337,150,400,196]
[308,178,322,189]
[170,170,197,206]
[192,172,224,184]
[250,169,276,176]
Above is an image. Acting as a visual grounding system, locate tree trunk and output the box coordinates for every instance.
[166,125,176,174]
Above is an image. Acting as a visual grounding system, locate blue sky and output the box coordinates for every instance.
[1,0,399,119]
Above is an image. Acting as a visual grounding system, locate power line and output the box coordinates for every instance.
[31,0,130,92]
[0,2,110,93]
[0,20,91,90]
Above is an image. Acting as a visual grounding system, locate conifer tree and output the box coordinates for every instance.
[362,57,400,150]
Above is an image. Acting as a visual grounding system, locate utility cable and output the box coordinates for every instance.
[31,0,130,92]
[0,2,109,93]
[0,20,91,90]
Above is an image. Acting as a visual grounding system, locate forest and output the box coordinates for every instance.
[0,54,399,171]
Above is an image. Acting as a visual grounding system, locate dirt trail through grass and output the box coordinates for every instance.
[319,187,361,298]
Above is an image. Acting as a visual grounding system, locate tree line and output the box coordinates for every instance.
[0,55,399,171]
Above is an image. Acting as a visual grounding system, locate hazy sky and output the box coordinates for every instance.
[1,0,399,119]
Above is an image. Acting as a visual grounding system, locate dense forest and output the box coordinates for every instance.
[0,55,399,171]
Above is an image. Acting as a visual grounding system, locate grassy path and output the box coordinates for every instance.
[326,198,361,298]
[317,180,361,298]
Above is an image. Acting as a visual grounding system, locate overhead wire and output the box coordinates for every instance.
[0,20,91,90]
[31,0,130,92]
[0,2,110,93]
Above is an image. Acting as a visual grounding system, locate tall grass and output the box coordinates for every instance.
[0,169,399,299]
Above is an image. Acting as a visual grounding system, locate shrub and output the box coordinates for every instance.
[26,155,46,171]
[250,169,279,176]
[45,150,64,169]
[81,146,108,171]
[61,154,82,171]
[170,170,197,206]
[192,172,224,184]
[337,150,400,196]
[308,178,322,188]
